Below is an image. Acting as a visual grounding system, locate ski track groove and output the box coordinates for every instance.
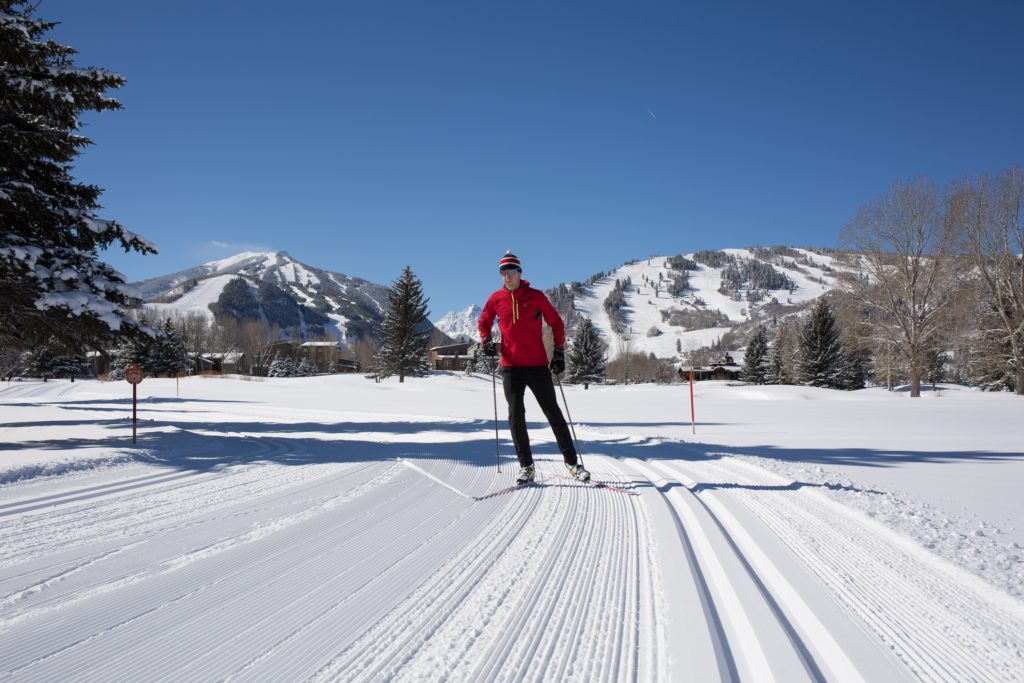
[648,459,828,682]
[697,457,1024,673]
[309,456,644,682]
[3,462,415,681]
[0,461,387,624]
[0,463,403,674]
[196,485,468,681]
[625,459,740,682]
[214,462,495,682]
[671,456,1024,683]
[0,468,201,513]
[308,463,545,680]
[513,480,596,682]
[430,475,564,682]
[0,441,359,568]
[634,461,737,681]
[126,463,448,681]
[629,457,824,682]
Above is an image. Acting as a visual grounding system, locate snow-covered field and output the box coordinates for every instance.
[2,374,1023,681]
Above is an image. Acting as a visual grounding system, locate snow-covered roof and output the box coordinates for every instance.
[200,352,244,362]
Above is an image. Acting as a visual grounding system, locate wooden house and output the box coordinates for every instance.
[430,342,475,371]
[299,341,343,373]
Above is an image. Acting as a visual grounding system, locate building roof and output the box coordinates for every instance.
[430,343,472,354]
[300,341,341,348]
[200,352,244,362]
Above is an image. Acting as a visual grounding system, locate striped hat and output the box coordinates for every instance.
[499,251,522,272]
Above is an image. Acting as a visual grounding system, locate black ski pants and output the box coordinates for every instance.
[502,365,578,468]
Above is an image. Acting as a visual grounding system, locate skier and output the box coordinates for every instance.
[479,251,591,485]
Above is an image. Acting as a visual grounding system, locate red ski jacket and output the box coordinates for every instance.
[479,280,565,367]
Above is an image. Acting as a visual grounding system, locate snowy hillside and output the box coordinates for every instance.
[575,247,852,360]
[435,305,483,342]
[136,251,390,343]
[439,247,856,361]
[2,376,1023,680]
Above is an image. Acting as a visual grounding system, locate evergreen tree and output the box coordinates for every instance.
[837,346,869,390]
[739,327,769,384]
[148,319,192,376]
[267,352,292,377]
[24,341,90,379]
[968,300,1019,392]
[296,358,317,376]
[109,330,150,380]
[796,299,845,388]
[764,343,784,384]
[0,3,156,351]
[566,318,607,386]
[375,266,431,382]
[922,345,947,389]
[764,337,791,385]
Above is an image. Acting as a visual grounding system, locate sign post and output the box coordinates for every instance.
[125,363,144,444]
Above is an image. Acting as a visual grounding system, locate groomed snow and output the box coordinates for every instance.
[146,273,243,321]
[1,376,1022,681]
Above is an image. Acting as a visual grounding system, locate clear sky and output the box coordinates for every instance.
[42,0,1024,317]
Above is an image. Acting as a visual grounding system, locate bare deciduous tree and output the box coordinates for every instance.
[840,179,962,396]
[237,319,281,376]
[352,335,378,373]
[951,166,1024,394]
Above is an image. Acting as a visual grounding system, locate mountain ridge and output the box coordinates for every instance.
[134,251,390,343]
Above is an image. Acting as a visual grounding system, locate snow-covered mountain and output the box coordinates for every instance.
[438,246,859,360]
[435,305,483,342]
[133,251,390,343]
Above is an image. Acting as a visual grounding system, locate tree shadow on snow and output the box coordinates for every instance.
[4,401,1021,484]
[580,434,1024,470]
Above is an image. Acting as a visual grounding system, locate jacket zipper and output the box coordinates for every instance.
[509,289,519,324]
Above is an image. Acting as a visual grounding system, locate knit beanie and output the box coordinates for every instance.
[499,251,522,272]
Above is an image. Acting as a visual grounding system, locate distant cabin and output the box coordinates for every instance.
[678,352,742,381]
[333,358,359,373]
[198,351,246,375]
[430,342,474,371]
[299,341,343,373]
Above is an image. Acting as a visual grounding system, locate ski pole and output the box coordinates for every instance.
[489,354,501,474]
[554,373,584,470]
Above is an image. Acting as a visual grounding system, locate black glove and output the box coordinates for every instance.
[550,347,565,375]
[481,338,496,356]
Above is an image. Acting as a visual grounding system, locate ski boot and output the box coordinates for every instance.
[516,464,536,486]
[566,463,591,483]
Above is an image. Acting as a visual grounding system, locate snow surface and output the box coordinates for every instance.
[2,376,1023,681]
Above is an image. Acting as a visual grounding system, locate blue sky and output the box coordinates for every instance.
[45,0,1024,317]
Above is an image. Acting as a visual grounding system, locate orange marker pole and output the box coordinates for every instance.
[689,369,696,434]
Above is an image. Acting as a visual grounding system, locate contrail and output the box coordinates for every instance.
[645,105,657,120]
